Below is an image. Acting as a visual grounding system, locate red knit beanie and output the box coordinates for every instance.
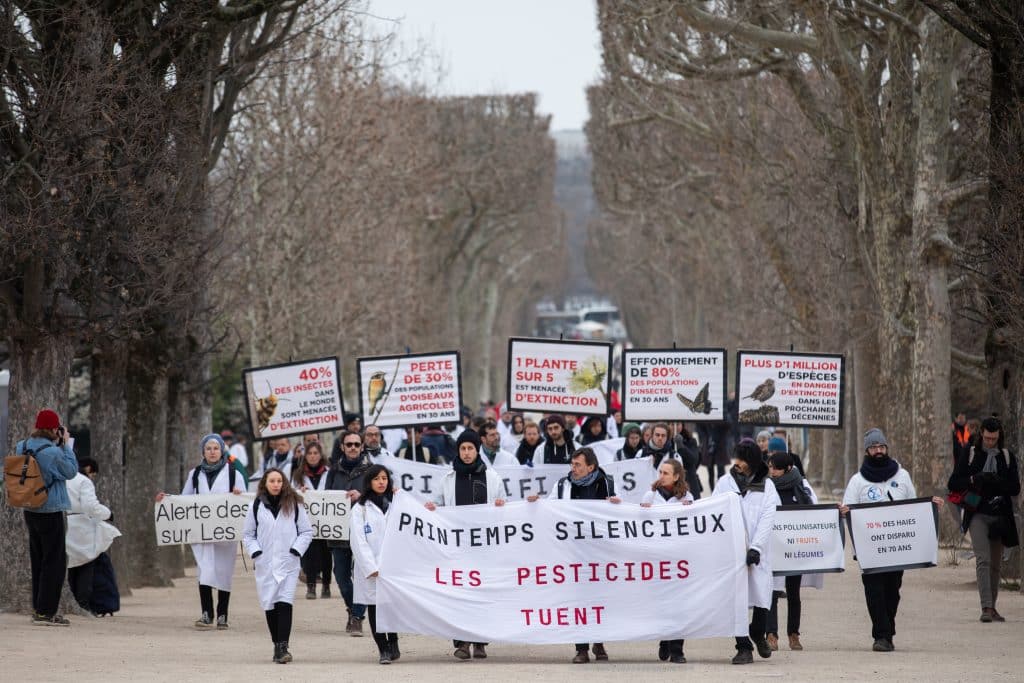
[35,409,60,430]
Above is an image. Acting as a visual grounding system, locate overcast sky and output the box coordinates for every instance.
[366,0,602,131]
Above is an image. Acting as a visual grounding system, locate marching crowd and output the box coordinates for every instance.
[8,403,1018,669]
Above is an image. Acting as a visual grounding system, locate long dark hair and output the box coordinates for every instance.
[652,458,689,499]
[292,442,326,486]
[358,464,393,506]
[257,468,304,514]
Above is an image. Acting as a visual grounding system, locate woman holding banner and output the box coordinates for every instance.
[156,434,245,630]
[424,429,505,660]
[243,468,313,664]
[293,442,333,600]
[351,464,400,664]
[640,459,692,664]
[766,452,819,652]
[713,438,779,665]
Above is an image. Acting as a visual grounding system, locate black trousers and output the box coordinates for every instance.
[575,642,604,652]
[735,606,768,651]
[301,539,333,586]
[25,511,67,617]
[67,557,98,610]
[367,605,399,654]
[265,602,293,642]
[862,570,903,640]
[199,585,231,618]
[767,575,803,636]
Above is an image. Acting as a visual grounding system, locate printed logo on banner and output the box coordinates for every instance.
[242,357,345,440]
[356,351,463,429]
[735,350,845,428]
[621,348,727,422]
[506,338,614,417]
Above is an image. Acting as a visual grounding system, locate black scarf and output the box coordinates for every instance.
[543,438,576,465]
[515,440,538,465]
[265,450,289,471]
[860,455,899,483]
[643,442,674,468]
[620,439,642,459]
[364,489,393,513]
[262,493,282,518]
[657,486,677,502]
[453,454,488,506]
[731,463,768,495]
[453,453,487,476]
[199,456,227,489]
[340,453,367,471]
[772,468,812,505]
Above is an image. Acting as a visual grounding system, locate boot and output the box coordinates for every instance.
[321,584,331,599]
[592,643,608,661]
[379,647,392,665]
[278,641,292,663]
[572,649,589,664]
[789,634,803,651]
[454,643,471,660]
[991,607,1006,622]
[472,643,488,659]
[306,584,317,600]
[389,636,401,661]
[754,637,772,659]
[980,608,994,622]
[766,633,778,651]
[350,615,364,637]
[658,641,669,661]
[273,642,283,663]
[732,649,753,665]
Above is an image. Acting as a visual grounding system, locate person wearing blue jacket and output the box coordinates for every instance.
[16,409,80,626]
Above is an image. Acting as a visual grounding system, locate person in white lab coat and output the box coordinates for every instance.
[640,458,693,664]
[243,468,314,664]
[292,442,332,599]
[713,438,780,665]
[66,458,121,614]
[479,420,519,467]
[156,433,245,630]
[351,464,399,664]
[424,430,506,660]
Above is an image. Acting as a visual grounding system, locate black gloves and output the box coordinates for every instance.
[290,548,301,557]
[746,549,761,566]
[251,550,262,559]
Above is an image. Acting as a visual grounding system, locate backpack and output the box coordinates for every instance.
[4,442,51,509]
[191,460,237,494]
[251,496,300,535]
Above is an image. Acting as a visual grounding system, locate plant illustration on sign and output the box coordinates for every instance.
[568,356,608,402]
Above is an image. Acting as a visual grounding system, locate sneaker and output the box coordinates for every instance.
[980,608,994,623]
[767,633,779,651]
[306,585,317,600]
[658,641,669,661]
[216,614,229,630]
[991,608,1006,622]
[194,612,213,630]
[872,638,894,652]
[379,650,392,665]
[278,641,292,664]
[754,637,772,659]
[732,649,753,665]
[350,616,364,637]
[344,614,356,634]
[321,585,331,599]
[669,653,687,664]
[572,650,589,664]
[32,613,69,626]
[789,634,803,651]
[592,643,608,661]
[472,643,488,659]
[454,643,471,660]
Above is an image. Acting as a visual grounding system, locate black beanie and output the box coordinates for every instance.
[734,438,762,471]
[456,429,481,453]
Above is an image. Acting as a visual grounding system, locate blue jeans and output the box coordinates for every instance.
[330,547,365,619]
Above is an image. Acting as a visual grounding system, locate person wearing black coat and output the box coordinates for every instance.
[325,430,373,635]
[673,425,703,500]
[947,416,1020,623]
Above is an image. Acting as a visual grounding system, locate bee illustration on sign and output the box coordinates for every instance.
[677,382,712,415]
[254,380,291,436]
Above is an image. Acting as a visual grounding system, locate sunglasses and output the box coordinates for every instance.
[344,442,362,448]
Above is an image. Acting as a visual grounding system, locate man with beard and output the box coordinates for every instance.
[841,429,942,652]
[533,414,576,465]
[361,425,391,460]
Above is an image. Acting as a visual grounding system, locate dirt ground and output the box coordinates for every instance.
[2,540,1021,683]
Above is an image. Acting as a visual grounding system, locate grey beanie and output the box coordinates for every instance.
[756,430,772,441]
[863,428,888,450]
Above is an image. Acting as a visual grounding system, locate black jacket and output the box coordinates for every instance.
[325,455,372,548]
[948,446,1020,547]
[558,467,615,500]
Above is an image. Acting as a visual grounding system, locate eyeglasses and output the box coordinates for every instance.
[344,442,362,448]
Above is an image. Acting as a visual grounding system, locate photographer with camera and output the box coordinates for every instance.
[947,416,1020,623]
[14,409,80,626]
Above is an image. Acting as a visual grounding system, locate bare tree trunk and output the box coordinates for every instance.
[88,344,133,594]
[162,372,186,579]
[0,336,74,611]
[124,345,172,588]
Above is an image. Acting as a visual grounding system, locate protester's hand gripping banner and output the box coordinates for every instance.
[376,493,748,643]
[154,491,351,545]
[356,351,462,429]
[771,505,846,576]
[846,498,938,573]
[507,338,614,416]
[622,348,727,422]
[242,357,345,440]
[735,350,845,428]
[373,453,657,503]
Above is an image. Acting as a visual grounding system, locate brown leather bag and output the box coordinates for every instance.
[4,446,50,509]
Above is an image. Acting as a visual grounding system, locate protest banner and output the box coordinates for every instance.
[242,357,345,440]
[374,453,657,504]
[376,492,748,643]
[356,351,462,428]
[735,350,845,428]
[771,505,846,576]
[155,491,350,546]
[507,338,614,416]
[622,348,727,422]
[846,498,938,574]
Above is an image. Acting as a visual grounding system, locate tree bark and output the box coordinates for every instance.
[0,335,75,611]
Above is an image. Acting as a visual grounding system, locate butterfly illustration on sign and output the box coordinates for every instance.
[677,383,712,415]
